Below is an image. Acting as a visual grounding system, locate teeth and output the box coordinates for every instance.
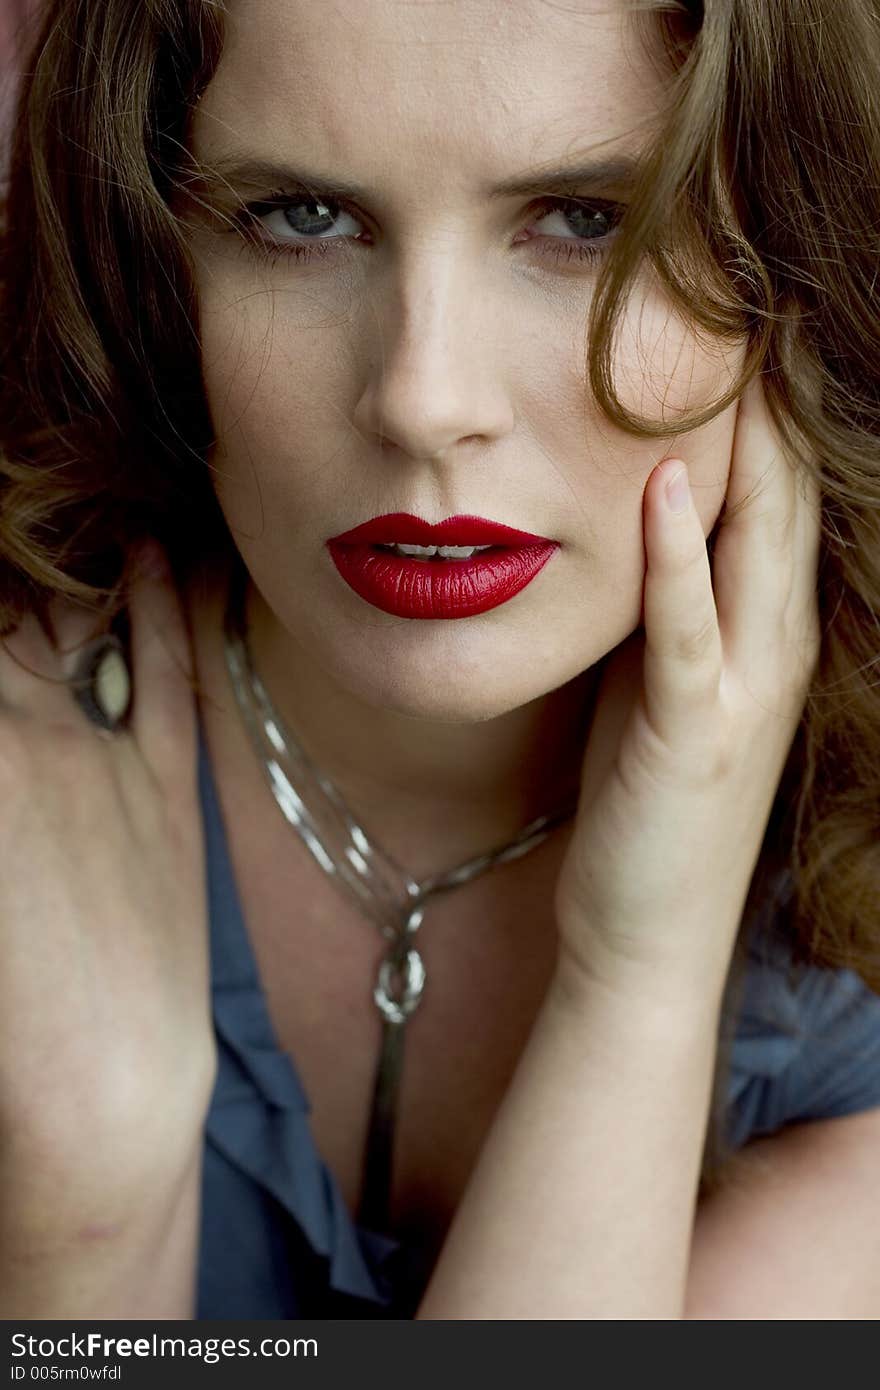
[437,544,493,558]
[380,543,494,559]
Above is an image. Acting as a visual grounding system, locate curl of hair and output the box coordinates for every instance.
[1,0,879,1196]
[0,0,225,618]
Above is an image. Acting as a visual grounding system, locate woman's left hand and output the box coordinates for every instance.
[552,377,823,1005]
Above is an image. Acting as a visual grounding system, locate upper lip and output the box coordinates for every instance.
[328,513,556,546]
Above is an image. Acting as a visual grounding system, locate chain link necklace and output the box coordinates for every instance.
[223,564,582,1232]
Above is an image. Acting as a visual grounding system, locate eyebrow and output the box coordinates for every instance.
[201,154,641,204]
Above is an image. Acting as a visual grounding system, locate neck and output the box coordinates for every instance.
[190,558,600,871]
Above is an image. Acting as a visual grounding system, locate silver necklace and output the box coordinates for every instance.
[223,565,581,1232]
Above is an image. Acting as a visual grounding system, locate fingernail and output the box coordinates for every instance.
[664,463,690,514]
[70,634,132,732]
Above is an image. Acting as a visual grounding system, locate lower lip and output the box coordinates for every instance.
[326,542,559,619]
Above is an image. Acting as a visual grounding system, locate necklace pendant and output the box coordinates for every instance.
[357,1014,407,1232]
[374,945,426,1025]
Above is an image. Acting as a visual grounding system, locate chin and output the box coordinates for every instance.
[326,643,556,725]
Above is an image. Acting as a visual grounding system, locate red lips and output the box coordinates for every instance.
[326,512,559,620]
[330,513,553,547]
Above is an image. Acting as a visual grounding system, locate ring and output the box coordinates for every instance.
[70,634,132,733]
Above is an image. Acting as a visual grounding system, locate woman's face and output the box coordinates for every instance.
[186,0,738,724]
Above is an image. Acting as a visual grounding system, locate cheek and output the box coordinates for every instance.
[196,255,738,579]
[195,262,358,524]
[612,277,743,421]
[594,281,743,538]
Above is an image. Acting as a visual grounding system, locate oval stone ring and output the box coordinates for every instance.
[69,633,132,733]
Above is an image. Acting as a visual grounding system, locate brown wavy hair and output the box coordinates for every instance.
[2,0,879,1195]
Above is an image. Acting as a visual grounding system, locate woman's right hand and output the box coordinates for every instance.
[0,540,215,1245]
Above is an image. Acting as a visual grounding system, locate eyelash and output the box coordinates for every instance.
[231,190,623,270]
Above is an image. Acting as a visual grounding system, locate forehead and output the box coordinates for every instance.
[194,0,668,188]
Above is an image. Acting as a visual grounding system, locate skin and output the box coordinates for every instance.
[0,0,824,1317]
[184,0,743,865]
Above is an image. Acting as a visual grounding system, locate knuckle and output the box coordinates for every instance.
[672,744,733,795]
[672,614,719,666]
[670,536,708,576]
[631,709,729,792]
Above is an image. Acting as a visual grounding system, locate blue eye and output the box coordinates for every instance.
[232,191,359,259]
[530,197,621,246]
[252,195,362,244]
[234,189,623,269]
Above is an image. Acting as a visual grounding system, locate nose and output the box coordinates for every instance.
[351,257,514,462]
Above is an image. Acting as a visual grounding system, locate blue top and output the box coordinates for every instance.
[194,729,880,1319]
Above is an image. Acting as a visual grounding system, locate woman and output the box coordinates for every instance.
[1,0,879,1320]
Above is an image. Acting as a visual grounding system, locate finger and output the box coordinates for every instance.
[711,377,821,685]
[127,541,198,791]
[789,449,823,638]
[641,456,723,746]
